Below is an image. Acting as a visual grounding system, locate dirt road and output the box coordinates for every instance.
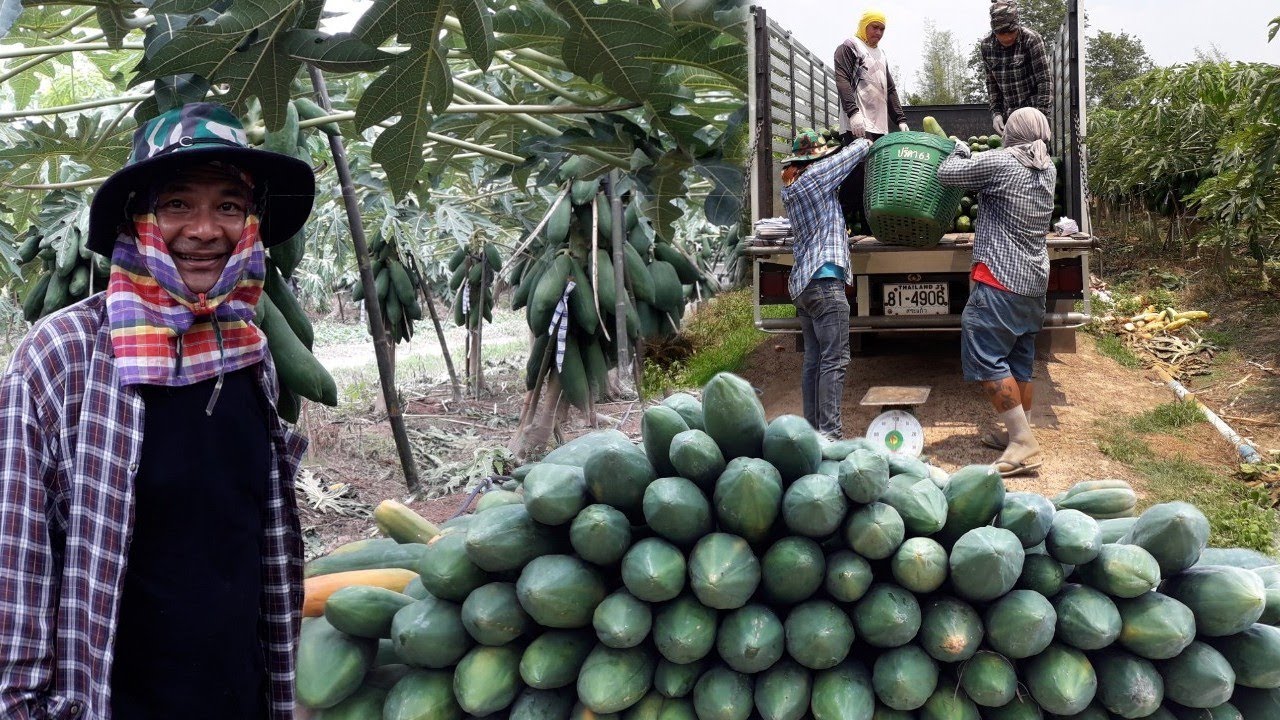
[738,332,1180,498]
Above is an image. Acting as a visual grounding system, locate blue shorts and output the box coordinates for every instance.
[961,282,1046,383]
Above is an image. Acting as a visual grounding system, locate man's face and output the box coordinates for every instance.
[153,168,251,295]
[995,29,1019,47]
[865,22,885,47]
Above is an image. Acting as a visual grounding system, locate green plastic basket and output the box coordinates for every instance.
[864,131,966,248]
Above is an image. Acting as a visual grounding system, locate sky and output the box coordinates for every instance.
[753,0,1279,101]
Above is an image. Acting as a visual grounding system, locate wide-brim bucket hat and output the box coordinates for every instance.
[87,102,316,256]
[781,129,840,167]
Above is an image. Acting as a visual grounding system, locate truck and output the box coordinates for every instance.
[745,1,1096,352]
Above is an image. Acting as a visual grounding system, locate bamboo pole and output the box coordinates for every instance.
[308,65,421,491]
[422,285,463,404]
[608,171,634,395]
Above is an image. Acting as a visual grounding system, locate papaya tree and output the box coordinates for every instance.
[1,0,749,475]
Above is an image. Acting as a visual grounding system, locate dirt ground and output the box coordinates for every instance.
[741,331,1184,499]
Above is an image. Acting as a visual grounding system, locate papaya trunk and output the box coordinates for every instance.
[309,66,420,491]
[509,333,557,460]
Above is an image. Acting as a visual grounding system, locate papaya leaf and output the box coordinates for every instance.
[218,37,305,131]
[361,43,451,198]
[373,115,433,200]
[641,26,747,92]
[149,0,222,14]
[451,0,493,71]
[693,157,743,227]
[492,0,569,51]
[280,30,398,73]
[131,0,301,84]
[352,0,398,45]
[354,43,451,131]
[550,0,675,103]
[637,150,692,239]
[97,4,131,49]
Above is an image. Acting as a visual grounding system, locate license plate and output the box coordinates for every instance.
[883,282,949,316]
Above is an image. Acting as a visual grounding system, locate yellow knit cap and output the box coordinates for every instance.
[856,9,887,43]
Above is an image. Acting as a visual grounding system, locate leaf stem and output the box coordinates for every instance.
[38,8,97,40]
[0,31,107,84]
[7,177,109,190]
[0,94,151,120]
[501,55,601,106]
[450,79,629,168]
[424,132,525,164]
[0,42,143,60]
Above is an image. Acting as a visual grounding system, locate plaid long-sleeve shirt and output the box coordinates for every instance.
[937,142,1056,297]
[980,27,1053,119]
[782,140,871,299]
[1,293,307,720]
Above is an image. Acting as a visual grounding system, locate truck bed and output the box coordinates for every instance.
[744,232,1098,254]
[747,232,1095,335]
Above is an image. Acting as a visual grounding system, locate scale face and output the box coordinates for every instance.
[866,409,925,456]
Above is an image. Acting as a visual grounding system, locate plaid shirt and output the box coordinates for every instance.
[1,294,307,720]
[782,140,871,299]
[980,27,1052,119]
[937,143,1056,297]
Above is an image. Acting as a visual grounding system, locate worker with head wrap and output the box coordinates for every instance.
[936,107,1056,479]
[834,8,909,235]
[982,0,1053,135]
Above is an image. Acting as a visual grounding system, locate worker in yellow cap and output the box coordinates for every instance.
[834,9,909,234]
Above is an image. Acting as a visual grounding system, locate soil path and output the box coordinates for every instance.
[739,332,1174,498]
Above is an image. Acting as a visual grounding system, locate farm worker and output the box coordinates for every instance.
[982,0,1053,135]
[834,8,910,235]
[780,129,873,441]
[936,107,1056,478]
[0,102,316,719]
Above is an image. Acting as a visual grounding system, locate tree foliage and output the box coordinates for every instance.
[1086,30,1154,109]
[0,0,749,299]
[909,21,967,105]
[1089,46,1280,284]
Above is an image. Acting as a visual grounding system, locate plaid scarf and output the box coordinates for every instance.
[106,212,268,402]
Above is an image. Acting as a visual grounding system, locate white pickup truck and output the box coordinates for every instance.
[745,2,1096,352]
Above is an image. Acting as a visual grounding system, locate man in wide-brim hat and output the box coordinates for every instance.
[780,129,872,440]
[1,101,316,719]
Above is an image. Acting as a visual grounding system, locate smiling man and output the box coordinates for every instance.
[1,102,316,719]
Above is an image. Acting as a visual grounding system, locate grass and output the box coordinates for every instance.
[1092,334,1144,369]
[641,288,769,397]
[1127,400,1205,434]
[1097,402,1279,553]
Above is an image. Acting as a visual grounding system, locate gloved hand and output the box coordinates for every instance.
[993,114,1006,134]
[952,140,972,158]
[848,114,866,138]
[898,122,909,132]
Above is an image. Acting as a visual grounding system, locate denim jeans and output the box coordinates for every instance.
[795,278,851,439]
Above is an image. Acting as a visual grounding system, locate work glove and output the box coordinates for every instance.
[848,114,866,138]
[898,122,909,132]
[993,114,1006,135]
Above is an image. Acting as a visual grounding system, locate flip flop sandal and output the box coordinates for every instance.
[995,457,1043,478]
[980,431,1008,451]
